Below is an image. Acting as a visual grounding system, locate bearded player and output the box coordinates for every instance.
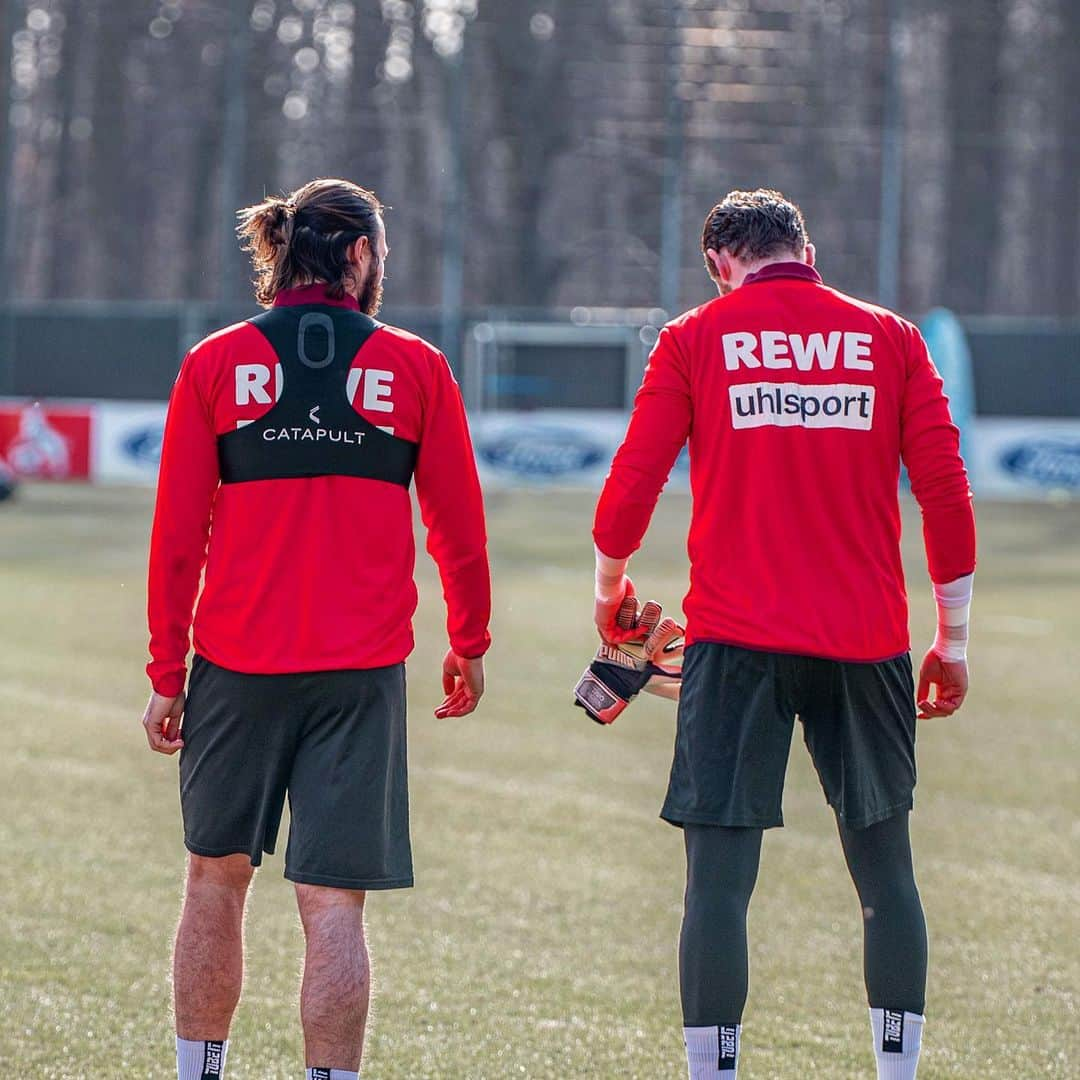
[592,189,975,1080]
[142,178,491,1080]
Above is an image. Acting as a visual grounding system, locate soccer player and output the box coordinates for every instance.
[141,178,491,1080]
[592,189,975,1080]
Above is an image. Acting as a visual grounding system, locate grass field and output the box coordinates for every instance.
[0,483,1077,1079]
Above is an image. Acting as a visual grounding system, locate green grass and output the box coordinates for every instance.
[0,484,1077,1078]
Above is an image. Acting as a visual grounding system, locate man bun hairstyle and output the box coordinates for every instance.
[237,178,384,307]
[701,188,808,263]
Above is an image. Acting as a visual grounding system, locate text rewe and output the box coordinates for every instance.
[722,330,873,371]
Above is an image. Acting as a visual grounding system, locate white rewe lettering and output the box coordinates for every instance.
[722,331,873,371]
[790,331,841,371]
[363,369,395,412]
[236,364,271,405]
[729,382,875,430]
[347,368,396,413]
[760,330,791,369]
[844,331,874,370]
[722,332,760,370]
[346,368,362,404]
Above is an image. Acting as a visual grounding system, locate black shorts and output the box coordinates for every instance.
[661,643,917,831]
[179,655,412,890]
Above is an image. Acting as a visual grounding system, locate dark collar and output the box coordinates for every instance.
[743,261,823,287]
[272,284,360,310]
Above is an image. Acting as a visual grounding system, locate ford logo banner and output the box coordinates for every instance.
[1000,439,1080,490]
[477,425,606,478]
[122,426,164,468]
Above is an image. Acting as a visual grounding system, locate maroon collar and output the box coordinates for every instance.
[272,284,360,310]
[743,261,822,287]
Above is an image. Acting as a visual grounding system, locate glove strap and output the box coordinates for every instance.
[574,669,630,725]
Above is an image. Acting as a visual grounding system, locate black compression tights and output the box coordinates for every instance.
[679,813,927,1027]
[840,812,927,1014]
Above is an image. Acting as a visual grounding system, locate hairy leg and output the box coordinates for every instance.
[838,812,927,1014]
[679,825,764,1026]
[174,853,254,1039]
[295,885,370,1071]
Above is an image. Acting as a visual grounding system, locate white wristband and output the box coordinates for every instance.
[932,573,973,662]
[595,545,629,602]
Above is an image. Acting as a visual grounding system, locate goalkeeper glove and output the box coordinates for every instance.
[574,595,685,724]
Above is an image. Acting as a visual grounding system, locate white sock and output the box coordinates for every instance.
[305,1070,359,1080]
[176,1038,228,1079]
[869,1009,924,1080]
[684,1025,740,1079]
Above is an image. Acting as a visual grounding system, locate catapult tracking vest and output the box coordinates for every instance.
[217,305,418,487]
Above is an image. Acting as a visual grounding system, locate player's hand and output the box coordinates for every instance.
[916,650,968,719]
[436,649,484,718]
[595,576,640,644]
[142,690,186,754]
[575,596,685,724]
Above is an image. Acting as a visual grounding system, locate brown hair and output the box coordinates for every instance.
[701,188,808,263]
[237,178,384,307]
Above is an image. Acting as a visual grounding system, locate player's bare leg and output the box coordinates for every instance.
[173,853,254,1077]
[296,884,370,1078]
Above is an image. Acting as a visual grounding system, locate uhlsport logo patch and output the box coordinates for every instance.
[729,382,875,430]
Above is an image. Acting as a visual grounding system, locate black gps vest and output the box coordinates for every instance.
[217,305,419,487]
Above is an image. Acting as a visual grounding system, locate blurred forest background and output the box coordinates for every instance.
[0,0,1076,317]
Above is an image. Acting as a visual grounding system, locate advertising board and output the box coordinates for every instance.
[0,400,93,481]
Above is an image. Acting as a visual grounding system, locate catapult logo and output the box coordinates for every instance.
[260,403,366,446]
[477,423,606,478]
[1001,438,1080,490]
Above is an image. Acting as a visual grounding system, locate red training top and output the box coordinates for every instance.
[147,284,491,697]
[593,262,976,663]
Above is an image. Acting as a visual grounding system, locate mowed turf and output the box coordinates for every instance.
[0,483,1077,1079]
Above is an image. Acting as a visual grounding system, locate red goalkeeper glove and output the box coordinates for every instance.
[574,595,684,724]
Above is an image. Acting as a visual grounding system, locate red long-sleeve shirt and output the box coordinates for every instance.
[147,285,491,697]
[594,262,976,662]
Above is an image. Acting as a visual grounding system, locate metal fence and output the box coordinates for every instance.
[0,303,1077,419]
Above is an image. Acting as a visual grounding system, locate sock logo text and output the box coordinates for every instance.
[882,1009,904,1052]
[718,1025,738,1067]
[201,1041,224,1078]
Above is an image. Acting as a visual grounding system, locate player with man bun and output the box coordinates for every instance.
[142,178,491,1080]
[591,189,975,1080]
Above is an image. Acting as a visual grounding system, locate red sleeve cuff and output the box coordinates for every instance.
[148,664,186,698]
[451,629,491,660]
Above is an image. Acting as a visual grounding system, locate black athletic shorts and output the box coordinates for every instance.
[179,655,413,890]
[661,642,917,831]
